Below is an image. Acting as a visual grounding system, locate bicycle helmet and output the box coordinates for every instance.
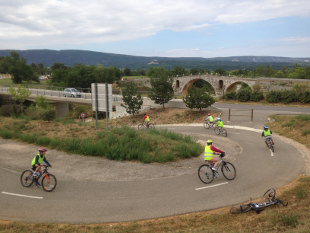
[39,148,47,152]
[207,139,213,143]
[218,119,222,122]
[264,125,269,129]
[208,113,211,116]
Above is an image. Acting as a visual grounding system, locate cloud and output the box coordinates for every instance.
[0,0,309,56]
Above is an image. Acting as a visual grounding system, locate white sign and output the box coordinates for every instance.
[91,83,113,112]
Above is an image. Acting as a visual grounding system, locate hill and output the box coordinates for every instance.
[0,49,309,70]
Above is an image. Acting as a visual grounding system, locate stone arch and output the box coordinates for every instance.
[225,81,253,93]
[181,78,216,96]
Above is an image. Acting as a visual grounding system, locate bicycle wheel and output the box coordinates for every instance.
[198,164,214,184]
[138,124,145,130]
[214,128,220,135]
[203,122,210,129]
[230,204,252,214]
[269,143,274,152]
[42,173,57,192]
[222,129,227,137]
[260,188,276,203]
[148,123,155,129]
[221,162,236,180]
[20,170,34,187]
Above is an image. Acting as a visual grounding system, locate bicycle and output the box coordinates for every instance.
[198,153,236,184]
[138,121,155,130]
[20,165,57,192]
[266,137,274,152]
[203,120,215,129]
[230,188,288,214]
[214,127,227,137]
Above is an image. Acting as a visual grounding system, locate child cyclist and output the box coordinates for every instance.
[215,118,224,129]
[32,148,51,185]
[261,125,274,147]
[205,113,214,124]
[142,113,151,128]
[204,139,225,171]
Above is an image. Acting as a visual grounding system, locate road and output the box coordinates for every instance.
[0,104,309,224]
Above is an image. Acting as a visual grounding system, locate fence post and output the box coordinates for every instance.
[228,108,231,122]
[251,109,254,122]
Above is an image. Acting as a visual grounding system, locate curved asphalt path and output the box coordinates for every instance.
[0,104,309,224]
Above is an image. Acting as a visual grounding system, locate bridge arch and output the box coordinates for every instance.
[181,78,216,95]
[226,81,252,93]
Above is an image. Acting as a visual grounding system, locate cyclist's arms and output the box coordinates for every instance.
[210,145,224,154]
[43,158,51,167]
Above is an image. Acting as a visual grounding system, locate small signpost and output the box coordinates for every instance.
[80,112,86,123]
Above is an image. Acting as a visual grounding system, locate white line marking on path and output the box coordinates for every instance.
[2,191,43,199]
[270,150,274,157]
[195,182,228,191]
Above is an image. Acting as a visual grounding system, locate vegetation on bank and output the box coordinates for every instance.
[0,117,203,163]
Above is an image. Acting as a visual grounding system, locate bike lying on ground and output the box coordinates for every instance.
[20,165,57,192]
[266,137,275,152]
[203,121,215,129]
[214,127,227,137]
[198,152,236,184]
[230,188,288,214]
[138,122,155,130]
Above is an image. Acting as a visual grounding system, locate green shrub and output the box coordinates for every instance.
[0,105,13,117]
[250,91,264,102]
[298,91,310,103]
[295,114,310,122]
[39,108,56,121]
[224,91,237,100]
[237,88,252,102]
[0,130,13,139]
[278,214,298,227]
[302,129,310,136]
[281,90,297,104]
[266,90,282,103]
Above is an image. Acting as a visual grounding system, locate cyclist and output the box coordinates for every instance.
[142,113,151,128]
[215,118,224,129]
[205,113,214,124]
[262,125,274,147]
[204,139,225,171]
[31,148,51,185]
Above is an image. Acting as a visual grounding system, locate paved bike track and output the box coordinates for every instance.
[0,124,305,224]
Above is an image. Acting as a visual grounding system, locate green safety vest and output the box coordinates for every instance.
[209,116,214,122]
[216,121,223,128]
[145,116,150,122]
[31,154,44,166]
[263,129,271,137]
[204,145,214,161]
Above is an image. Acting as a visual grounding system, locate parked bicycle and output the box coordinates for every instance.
[138,122,155,130]
[198,153,236,184]
[214,127,227,137]
[20,165,57,192]
[266,137,274,152]
[203,120,215,129]
[230,188,288,214]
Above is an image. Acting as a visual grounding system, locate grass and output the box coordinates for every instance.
[0,110,310,232]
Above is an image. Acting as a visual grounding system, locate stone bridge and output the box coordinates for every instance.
[173,75,310,96]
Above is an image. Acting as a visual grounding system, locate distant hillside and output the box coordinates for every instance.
[0,49,309,70]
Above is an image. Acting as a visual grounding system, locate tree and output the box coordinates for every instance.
[121,81,143,115]
[183,86,215,111]
[148,68,174,108]
[9,84,31,115]
[123,67,131,76]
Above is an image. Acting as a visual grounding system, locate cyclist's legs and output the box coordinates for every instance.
[209,157,219,169]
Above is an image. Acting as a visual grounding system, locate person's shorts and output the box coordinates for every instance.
[32,164,39,171]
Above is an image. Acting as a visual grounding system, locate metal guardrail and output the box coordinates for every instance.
[0,86,121,102]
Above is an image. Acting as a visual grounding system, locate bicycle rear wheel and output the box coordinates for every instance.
[269,143,274,152]
[20,170,34,187]
[42,173,57,192]
[260,188,276,202]
[230,204,252,214]
[148,123,155,129]
[198,164,214,184]
[138,124,145,130]
[203,122,210,129]
[222,129,227,137]
[221,162,236,180]
[214,128,220,135]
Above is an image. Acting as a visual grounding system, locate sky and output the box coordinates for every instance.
[0,0,310,58]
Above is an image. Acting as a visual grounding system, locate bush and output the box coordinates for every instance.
[237,88,252,102]
[281,90,297,104]
[250,91,264,102]
[266,90,282,103]
[39,107,56,121]
[298,91,310,103]
[224,91,237,100]
[0,105,13,116]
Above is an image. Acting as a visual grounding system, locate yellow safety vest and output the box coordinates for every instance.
[263,129,271,137]
[145,116,150,122]
[31,154,44,166]
[209,116,214,122]
[204,145,214,161]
